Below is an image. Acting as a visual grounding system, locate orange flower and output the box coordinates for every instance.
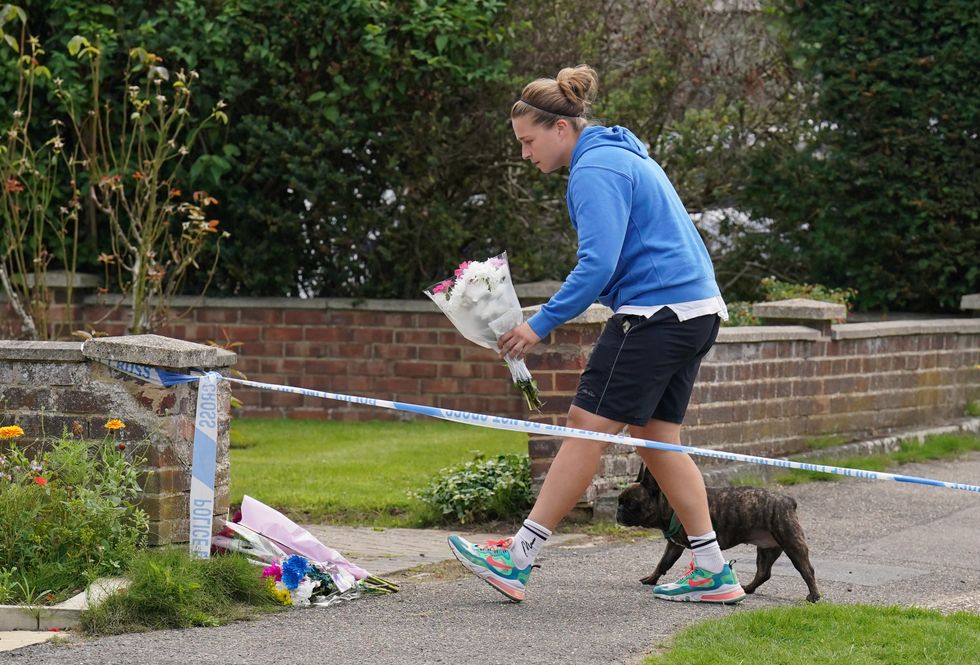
[34,477,47,486]
[0,425,25,440]
[169,188,182,198]
[104,419,126,431]
[192,191,219,206]
[132,170,145,181]
[4,178,24,193]
[204,219,220,232]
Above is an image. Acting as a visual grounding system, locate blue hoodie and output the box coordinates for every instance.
[527,125,720,339]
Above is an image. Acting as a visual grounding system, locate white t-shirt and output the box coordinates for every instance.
[615,295,729,322]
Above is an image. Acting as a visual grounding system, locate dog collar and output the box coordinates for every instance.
[662,511,682,541]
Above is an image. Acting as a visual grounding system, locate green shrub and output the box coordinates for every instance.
[741,1,978,312]
[411,453,533,525]
[0,423,148,603]
[721,301,760,327]
[761,277,856,309]
[81,548,282,635]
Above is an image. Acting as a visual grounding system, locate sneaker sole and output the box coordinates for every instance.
[448,537,525,603]
[653,586,746,605]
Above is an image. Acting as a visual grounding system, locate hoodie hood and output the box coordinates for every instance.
[570,125,649,168]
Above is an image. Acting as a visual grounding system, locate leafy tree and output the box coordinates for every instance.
[741,0,979,311]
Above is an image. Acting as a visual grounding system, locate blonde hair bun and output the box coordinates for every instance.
[512,64,600,126]
[556,65,599,112]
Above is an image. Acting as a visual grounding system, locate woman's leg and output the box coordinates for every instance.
[527,405,628,531]
[630,418,712,535]
[446,405,626,602]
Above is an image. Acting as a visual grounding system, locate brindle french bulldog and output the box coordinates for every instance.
[617,468,820,602]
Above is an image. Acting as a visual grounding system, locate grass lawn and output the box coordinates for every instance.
[229,417,527,526]
[647,603,980,664]
[774,433,980,486]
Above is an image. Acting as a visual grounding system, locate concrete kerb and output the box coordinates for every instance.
[0,578,127,632]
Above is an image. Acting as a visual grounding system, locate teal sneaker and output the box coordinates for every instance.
[447,535,532,602]
[653,561,746,604]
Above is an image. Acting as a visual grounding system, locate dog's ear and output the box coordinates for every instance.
[638,465,660,493]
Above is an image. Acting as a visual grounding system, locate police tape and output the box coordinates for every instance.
[189,372,220,558]
[221,375,980,494]
[97,359,980,510]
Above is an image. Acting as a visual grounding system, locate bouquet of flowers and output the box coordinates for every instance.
[212,495,398,607]
[425,252,542,410]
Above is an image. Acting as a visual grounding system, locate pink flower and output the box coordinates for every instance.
[431,279,454,295]
[453,261,472,277]
[262,563,282,581]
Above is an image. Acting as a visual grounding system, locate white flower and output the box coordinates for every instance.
[12,110,22,119]
[290,578,317,607]
[178,146,189,156]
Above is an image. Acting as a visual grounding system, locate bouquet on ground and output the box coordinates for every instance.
[425,252,542,410]
[212,495,398,607]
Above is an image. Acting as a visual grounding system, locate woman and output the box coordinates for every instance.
[448,65,743,605]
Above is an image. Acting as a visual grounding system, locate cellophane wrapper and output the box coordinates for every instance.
[425,252,541,410]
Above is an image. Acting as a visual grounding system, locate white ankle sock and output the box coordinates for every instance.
[689,531,726,573]
[510,518,551,568]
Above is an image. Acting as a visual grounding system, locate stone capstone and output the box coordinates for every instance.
[81,334,236,369]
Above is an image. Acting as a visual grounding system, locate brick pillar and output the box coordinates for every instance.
[0,335,236,547]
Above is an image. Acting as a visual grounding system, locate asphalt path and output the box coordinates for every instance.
[4,453,979,665]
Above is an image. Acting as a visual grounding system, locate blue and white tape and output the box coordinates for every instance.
[98,359,980,558]
[222,375,980,495]
[189,372,220,558]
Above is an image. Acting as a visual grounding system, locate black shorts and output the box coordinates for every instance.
[572,308,720,426]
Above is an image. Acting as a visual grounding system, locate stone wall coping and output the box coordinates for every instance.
[831,318,980,340]
[22,271,101,289]
[516,280,563,299]
[716,325,823,343]
[81,334,237,368]
[524,303,826,342]
[961,293,980,311]
[84,293,444,313]
[521,303,614,326]
[78,282,562,314]
[752,298,847,321]
[0,340,85,361]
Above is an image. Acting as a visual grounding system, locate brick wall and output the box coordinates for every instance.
[4,293,979,519]
[524,309,980,514]
[2,295,527,420]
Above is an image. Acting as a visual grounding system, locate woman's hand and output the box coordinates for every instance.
[497,322,541,361]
